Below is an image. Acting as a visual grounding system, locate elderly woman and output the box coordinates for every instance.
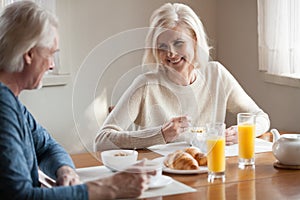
[0,1,152,199]
[95,3,270,151]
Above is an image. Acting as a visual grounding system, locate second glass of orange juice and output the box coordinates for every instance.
[237,113,256,168]
[206,123,226,183]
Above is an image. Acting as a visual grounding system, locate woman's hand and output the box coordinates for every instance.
[86,160,155,200]
[225,126,238,145]
[161,115,191,143]
[56,165,81,186]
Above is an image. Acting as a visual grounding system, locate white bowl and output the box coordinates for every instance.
[101,150,138,171]
[143,160,163,184]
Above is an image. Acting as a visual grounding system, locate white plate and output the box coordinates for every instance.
[163,166,208,174]
[148,175,173,189]
[152,157,208,174]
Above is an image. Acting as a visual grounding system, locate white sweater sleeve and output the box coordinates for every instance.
[94,75,166,151]
[255,113,270,136]
[218,62,270,136]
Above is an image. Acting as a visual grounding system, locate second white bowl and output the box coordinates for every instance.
[101,149,138,171]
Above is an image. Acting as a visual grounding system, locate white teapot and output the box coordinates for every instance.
[271,129,300,165]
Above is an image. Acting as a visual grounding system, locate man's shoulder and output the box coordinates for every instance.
[0,83,17,104]
[0,83,22,113]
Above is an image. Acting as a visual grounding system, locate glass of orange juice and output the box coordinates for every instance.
[206,123,226,183]
[237,113,256,168]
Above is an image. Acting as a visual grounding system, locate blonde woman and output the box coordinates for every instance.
[95,3,270,151]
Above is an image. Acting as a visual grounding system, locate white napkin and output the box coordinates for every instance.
[76,166,112,182]
[147,142,190,156]
[147,138,273,157]
[225,138,273,157]
[76,166,196,199]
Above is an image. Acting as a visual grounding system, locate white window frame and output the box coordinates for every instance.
[0,0,70,87]
[257,0,300,88]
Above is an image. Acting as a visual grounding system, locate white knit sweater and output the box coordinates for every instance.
[95,62,270,151]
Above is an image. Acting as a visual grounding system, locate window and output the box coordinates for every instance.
[257,0,300,87]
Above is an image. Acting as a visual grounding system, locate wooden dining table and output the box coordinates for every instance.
[70,133,300,199]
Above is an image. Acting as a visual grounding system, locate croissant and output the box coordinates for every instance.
[184,147,207,166]
[164,150,199,170]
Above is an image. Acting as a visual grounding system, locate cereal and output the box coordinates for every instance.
[114,152,129,156]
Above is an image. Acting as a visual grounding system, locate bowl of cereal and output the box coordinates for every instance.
[101,150,138,171]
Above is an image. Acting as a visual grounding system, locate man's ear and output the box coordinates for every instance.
[23,49,33,65]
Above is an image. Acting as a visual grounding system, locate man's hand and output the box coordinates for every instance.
[86,160,155,200]
[56,165,81,186]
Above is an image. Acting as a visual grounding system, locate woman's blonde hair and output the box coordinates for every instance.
[142,3,210,69]
[0,1,58,72]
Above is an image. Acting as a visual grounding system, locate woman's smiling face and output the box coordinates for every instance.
[157,25,196,72]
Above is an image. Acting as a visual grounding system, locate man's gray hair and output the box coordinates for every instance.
[0,0,58,72]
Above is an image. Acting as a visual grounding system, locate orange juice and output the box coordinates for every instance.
[238,124,255,159]
[207,137,225,172]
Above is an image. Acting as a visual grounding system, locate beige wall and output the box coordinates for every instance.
[20,0,300,154]
[20,0,217,154]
